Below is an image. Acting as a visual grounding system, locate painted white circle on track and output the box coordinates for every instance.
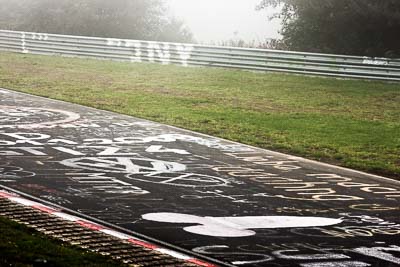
[0,166,35,179]
[0,106,80,129]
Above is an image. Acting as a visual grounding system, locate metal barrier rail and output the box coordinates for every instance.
[1,29,399,82]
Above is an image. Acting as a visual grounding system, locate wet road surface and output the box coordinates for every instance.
[0,88,399,266]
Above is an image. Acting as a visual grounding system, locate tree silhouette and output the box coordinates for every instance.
[258,0,400,57]
[0,0,193,43]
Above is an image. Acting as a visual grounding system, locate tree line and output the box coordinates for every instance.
[0,0,398,57]
[0,0,193,43]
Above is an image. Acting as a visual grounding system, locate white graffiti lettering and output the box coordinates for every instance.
[60,157,186,174]
[127,173,229,188]
[66,172,149,196]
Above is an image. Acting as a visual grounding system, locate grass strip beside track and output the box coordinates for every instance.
[0,52,399,179]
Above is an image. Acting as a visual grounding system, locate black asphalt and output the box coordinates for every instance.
[0,88,399,267]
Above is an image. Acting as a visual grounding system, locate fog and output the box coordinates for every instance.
[0,0,281,44]
[167,0,282,44]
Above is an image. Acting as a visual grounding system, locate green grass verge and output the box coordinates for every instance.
[0,216,125,266]
[0,52,399,178]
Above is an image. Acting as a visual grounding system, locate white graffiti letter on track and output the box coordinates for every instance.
[60,157,186,174]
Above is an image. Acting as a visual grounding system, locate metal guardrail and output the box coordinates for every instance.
[0,29,399,82]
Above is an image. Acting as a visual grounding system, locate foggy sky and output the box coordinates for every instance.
[167,0,282,43]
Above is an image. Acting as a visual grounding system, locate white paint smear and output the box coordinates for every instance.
[142,213,342,237]
[100,229,131,239]
[155,248,191,260]
[300,261,370,267]
[353,246,400,264]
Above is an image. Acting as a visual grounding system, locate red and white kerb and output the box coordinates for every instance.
[0,190,217,267]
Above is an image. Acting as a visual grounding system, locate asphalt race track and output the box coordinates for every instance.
[0,88,399,267]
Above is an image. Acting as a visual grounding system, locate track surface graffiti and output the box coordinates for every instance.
[0,88,399,266]
[141,213,343,237]
[0,106,80,129]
